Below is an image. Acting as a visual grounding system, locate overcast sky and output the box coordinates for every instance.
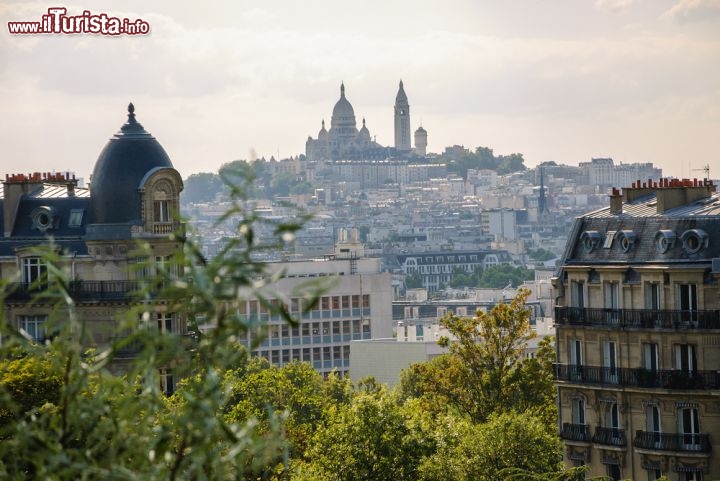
[1,0,719,181]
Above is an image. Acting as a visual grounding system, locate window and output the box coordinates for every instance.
[569,339,583,381]
[603,230,616,249]
[645,282,661,310]
[646,405,661,447]
[642,343,659,372]
[571,281,585,309]
[156,312,175,334]
[682,472,703,481]
[678,407,701,450]
[19,315,47,342]
[160,368,175,395]
[68,209,84,227]
[606,463,621,481]
[675,344,697,374]
[606,402,621,430]
[604,281,619,309]
[603,341,618,384]
[154,200,170,222]
[571,398,585,425]
[604,282,620,324]
[677,284,698,323]
[22,257,47,284]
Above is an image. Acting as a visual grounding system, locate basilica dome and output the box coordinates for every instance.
[331,83,356,128]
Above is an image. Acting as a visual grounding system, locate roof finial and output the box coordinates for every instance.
[340,82,345,98]
[363,117,366,126]
[127,102,136,123]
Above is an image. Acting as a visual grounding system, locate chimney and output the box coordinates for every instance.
[3,173,44,237]
[656,178,716,213]
[609,187,622,215]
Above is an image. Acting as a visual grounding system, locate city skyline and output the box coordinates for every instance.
[1,0,719,180]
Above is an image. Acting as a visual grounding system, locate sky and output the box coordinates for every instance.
[1,0,719,181]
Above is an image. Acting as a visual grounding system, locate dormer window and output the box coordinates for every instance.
[655,230,676,254]
[31,206,57,232]
[580,231,602,253]
[617,230,636,253]
[681,229,709,254]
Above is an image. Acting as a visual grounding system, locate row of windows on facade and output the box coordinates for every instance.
[569,400,706,481]
[573,459,703,481]
[581,228,709,255]
[18,312,178,342]
[250,344,352,369]
[233,295,371,320]
[568,340,701,373]
[570,280,699,311]
[570,398,705,453]
[404,264,485,274]
[19,255,178,284]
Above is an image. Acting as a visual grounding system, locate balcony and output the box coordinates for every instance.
[554,364,720,390]
[555,306,720,330]
[560,423,590,442]
[593,427,626,447]
[633,431,712,453]
[4,280,165,302]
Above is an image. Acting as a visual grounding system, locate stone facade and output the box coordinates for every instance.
[553,178,720,481]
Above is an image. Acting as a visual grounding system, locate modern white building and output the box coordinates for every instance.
[236,232,393,377]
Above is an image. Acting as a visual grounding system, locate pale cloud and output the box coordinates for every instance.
[595,0,638,12]
[663,0,720,22]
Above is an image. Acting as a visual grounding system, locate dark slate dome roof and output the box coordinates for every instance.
[90,103,173,224]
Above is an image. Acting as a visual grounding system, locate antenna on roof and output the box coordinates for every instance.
[692,163,710,179]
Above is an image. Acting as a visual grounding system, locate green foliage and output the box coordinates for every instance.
[444,146,526,179]
[418,411,563,481]
[292,390,433,481]
[182,172,224,204]
[0,353,62,426]
[404,271,423,289]
[477,264,534,288]
[527,247,557,262]
[399,289,550,423]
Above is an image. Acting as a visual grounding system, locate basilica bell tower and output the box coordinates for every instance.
[394,80,411,151]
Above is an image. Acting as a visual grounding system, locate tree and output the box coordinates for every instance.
[292,390,433,481]
[0,353,62,426]
[477,264,534,288]
[399,289,551,423]
[404,271,423,289]
[417,411,564,481]
[182,172,223,204]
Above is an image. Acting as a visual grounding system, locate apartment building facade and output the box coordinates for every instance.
[554,179,720,481]
[1,104,185,391]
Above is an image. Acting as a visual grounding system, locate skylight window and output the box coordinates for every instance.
[603,231,616,249]
[68,209,84,227]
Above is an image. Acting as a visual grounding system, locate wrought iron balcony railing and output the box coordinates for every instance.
[4,280,170,301]
[633,431,712,453]
[592,427,626,447]
[560,423,590,442]
[554,364,720,390]
[555,306,720,330]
